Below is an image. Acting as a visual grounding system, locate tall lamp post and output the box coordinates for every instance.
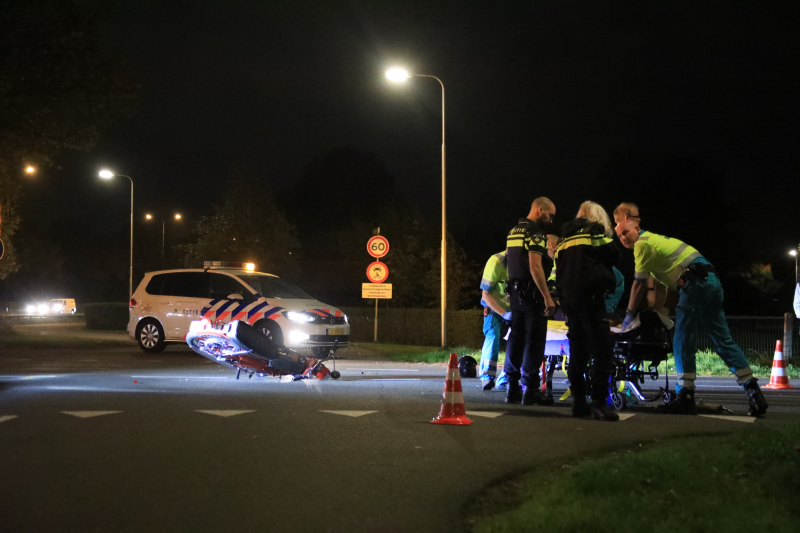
[145,212,182,268]
[99,170,134,298]
[791,247,799,284]
[386,68,447,348]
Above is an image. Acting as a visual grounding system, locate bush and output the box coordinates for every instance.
[85,303,129,330]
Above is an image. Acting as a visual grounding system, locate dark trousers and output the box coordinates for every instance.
[503,286,547,388]
[562,297,614,403]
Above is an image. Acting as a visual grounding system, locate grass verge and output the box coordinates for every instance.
[469,422,800,533]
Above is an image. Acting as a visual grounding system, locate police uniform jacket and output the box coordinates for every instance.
[506,218,552,285]
[554,218,618,302]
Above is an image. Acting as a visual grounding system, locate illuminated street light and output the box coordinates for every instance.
[99,169,134,298]
[791,247,800,283]
[25,166,36,174]
[386,67,448,347]
[145,212,183,268]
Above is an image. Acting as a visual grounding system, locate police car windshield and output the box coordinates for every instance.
[237,275,311,299]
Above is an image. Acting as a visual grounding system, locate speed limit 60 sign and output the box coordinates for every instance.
[367,235,389,258]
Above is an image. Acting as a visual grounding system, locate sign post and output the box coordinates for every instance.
[366,235,391,341]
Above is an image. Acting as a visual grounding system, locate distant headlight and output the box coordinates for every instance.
[286,311,314,323]
[26,304,36,313]
[37,303,49,314]
[288,330,310,343]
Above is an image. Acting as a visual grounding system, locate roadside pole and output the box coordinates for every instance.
[365,234,391,342]
[784,312,794,362]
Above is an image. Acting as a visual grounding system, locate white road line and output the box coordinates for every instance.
[465,411,507,418]
[617,413,637,421]
[347,368,420,372]
[195,410,255,417]
[61,411,122,418]
[370,379,422,382]
[0,415,18,424]
[0,375,59,380]
[130,376,229,379]
[319,410,378,418]
[699,414,756,424]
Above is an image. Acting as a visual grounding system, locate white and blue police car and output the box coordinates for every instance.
[128,261,349,354]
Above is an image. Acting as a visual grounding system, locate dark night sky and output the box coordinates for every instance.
[18,0,800,282]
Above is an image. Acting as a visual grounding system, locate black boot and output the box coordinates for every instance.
[522,388,554,406]
[505,381,522,404]
[572,397,591,418]
[744,380,768,417]
[657,388,697,415]
[482,378,496,391]
[590,400,619,421]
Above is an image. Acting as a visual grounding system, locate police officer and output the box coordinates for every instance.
[503,197,556,405]
[555,201,620,421]
[617,218,769,416]
[478,251,511,391]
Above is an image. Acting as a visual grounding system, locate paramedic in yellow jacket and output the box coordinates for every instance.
[616,219,768,416]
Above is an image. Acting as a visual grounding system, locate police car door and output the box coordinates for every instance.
[205,273,258,323]
[160,272,210,339]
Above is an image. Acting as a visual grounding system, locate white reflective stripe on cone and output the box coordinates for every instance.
[447,369,460,380]
[442,391,465,404]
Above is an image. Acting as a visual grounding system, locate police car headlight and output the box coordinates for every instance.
[38,303,49,314]
[26,304,36,313]
[286,311,315,323]
[289,330,310,343]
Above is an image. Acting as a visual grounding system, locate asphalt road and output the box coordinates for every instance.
[2,340,800,533]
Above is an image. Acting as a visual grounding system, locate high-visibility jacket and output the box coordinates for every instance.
[554,219,618,301]
[506,218,549,282]
[479,251,509,310]
[634,230,702,290]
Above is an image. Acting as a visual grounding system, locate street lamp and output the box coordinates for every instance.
[386,67,447,347]
[145,212,182,268]
[790,247,799,283]
[99,169,134,298]
[25,166,36,175]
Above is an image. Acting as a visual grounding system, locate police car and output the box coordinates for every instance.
[128,262,349,354]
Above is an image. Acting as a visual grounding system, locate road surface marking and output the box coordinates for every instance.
[370,379,421,382]
[80,359,98,362]
[319,410,378,418]
[0,375,59,380]
[0,415,18,424]
[617,413,637,421]
[61,411,122,418]
[130,376,229,379]
[465,411,507,418]
[195,410,255,417]
[348,368,420,372]
[699,414,756,424]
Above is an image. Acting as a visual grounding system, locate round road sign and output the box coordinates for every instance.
[366,261,389,283]
[367,235,390,258]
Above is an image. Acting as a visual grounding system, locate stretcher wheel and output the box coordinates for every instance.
[330,371,341,379]
[610,390,626,411]
[663,390,677,405]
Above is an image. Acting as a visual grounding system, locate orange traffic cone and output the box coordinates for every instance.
[431,353,473,425]
[763,340,794,390]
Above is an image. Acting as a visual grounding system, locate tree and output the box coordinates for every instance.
[181,175,300,274]
[0,0,137,279]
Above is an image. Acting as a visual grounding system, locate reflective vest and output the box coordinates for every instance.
[634,230,702,290]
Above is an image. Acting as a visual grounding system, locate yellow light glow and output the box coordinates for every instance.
[386,68,410,82]
[175,214,182,220]
[145,214,153,220]
[25,166,36,174]
[245,263,255,272]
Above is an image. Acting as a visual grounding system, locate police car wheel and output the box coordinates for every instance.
[137,319,166,353]
[253,319,284,346]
